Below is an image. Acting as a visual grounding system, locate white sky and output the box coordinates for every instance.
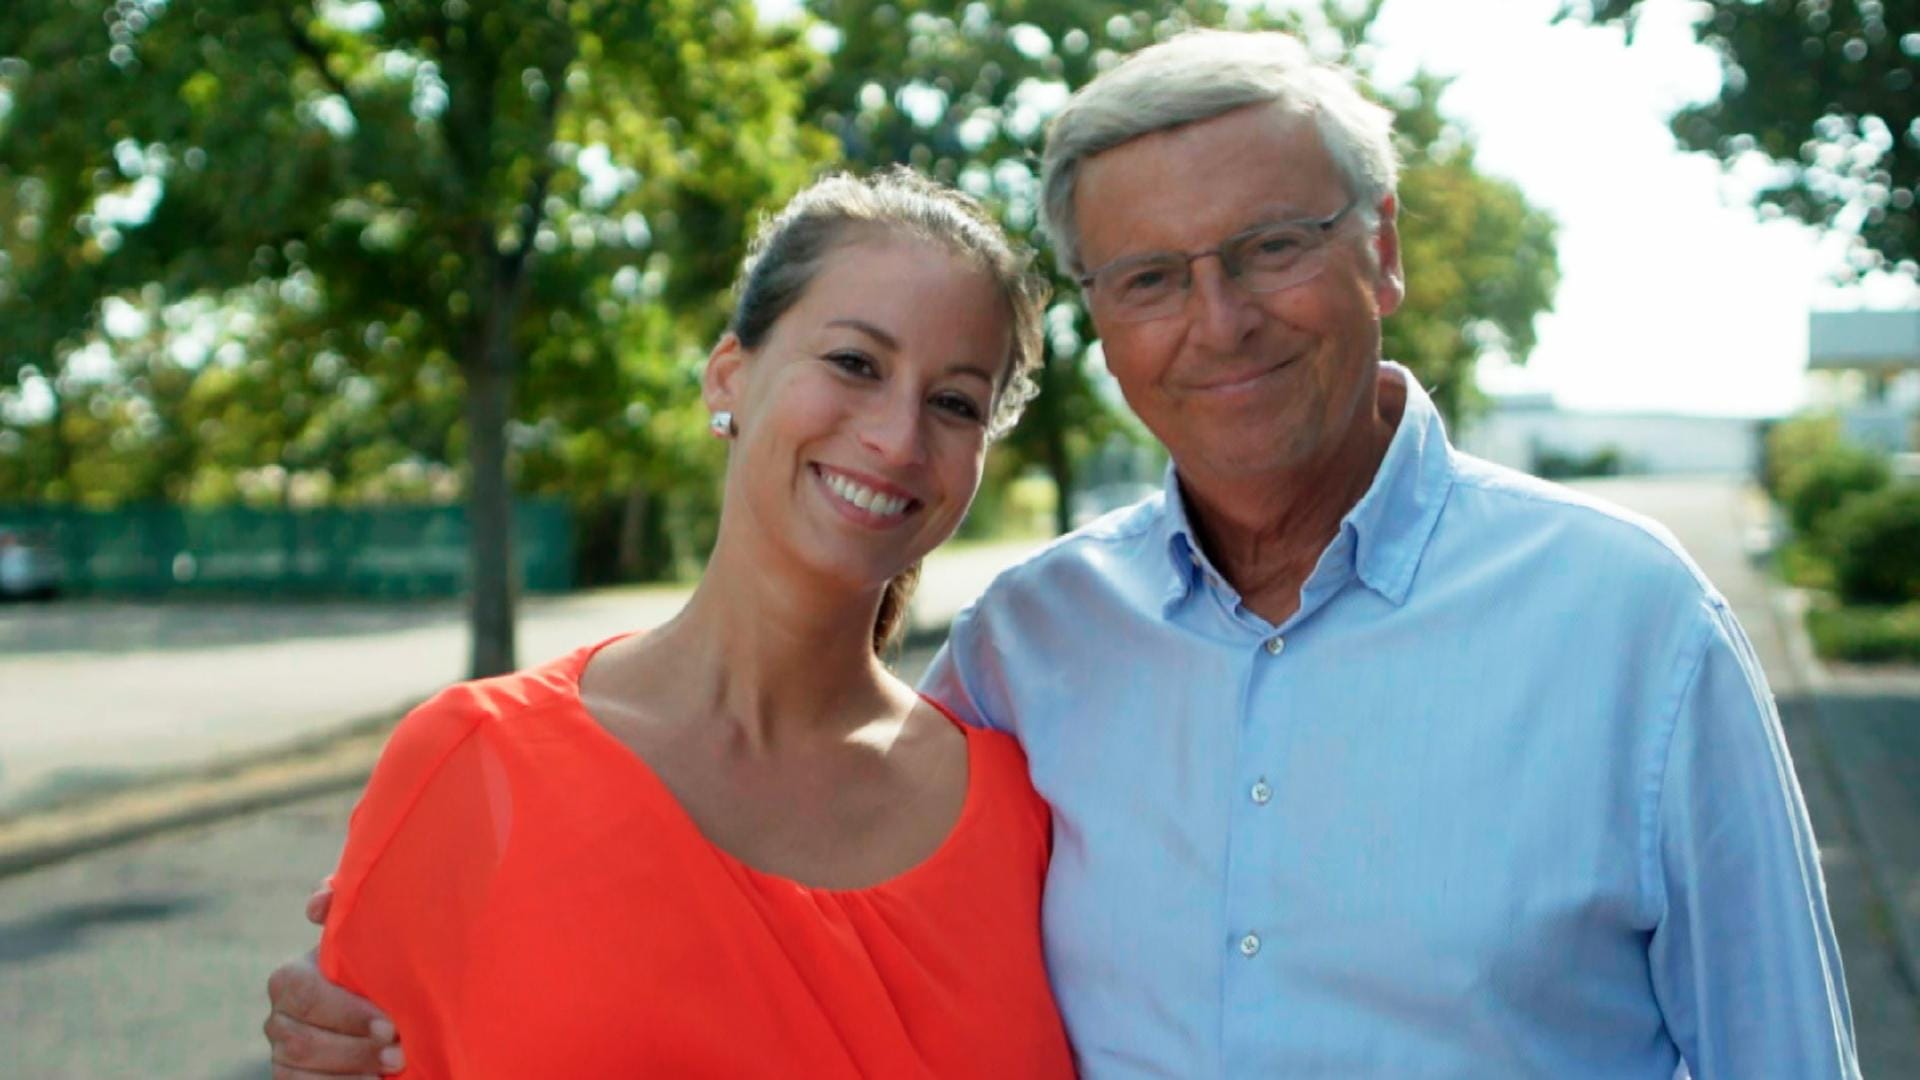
[1363,0,1917,417]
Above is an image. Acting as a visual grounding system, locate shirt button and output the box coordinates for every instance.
[1264,635,1285,655]
[1239,933,1262,958]
[1250,779,1272,805]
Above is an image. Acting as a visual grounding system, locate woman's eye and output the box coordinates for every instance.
[826,350,877,377]
[933,392,985,422]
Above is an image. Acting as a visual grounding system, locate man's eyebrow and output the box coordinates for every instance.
[826,318,901,350]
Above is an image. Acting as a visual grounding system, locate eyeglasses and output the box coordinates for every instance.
[1077,201,1358,324]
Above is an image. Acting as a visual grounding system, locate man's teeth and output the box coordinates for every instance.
[824,471,910,516]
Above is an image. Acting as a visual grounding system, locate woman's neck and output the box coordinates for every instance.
[636,541,907,752]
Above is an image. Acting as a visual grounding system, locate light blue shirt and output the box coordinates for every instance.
[922,365,1857,1078]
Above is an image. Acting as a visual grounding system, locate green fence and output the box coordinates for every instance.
[0,500,573,598]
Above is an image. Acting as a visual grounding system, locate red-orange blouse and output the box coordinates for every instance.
[320,638,1074,1078]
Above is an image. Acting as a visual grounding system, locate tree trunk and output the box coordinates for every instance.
[464,317,518,679]
[1041,358,1075,537]
[1046,418,1074,537]
[618,483,650,579]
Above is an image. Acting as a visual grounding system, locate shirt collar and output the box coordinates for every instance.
[1155,361,1454,613]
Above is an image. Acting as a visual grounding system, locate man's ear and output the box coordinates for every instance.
[703,333,748,416]
[1369,194,1405,317]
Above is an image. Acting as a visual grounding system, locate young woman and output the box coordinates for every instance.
[291,170,1072,1077]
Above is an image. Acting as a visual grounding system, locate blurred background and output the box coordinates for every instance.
[1,0,1917,1075]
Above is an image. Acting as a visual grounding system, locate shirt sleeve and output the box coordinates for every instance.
[1646,599,1860,1079]
[916,602,1009,733]
[319,689,508,1078]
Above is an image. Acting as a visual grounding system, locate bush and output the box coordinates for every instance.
[1806,603,1920,663]
[1776,441,1891,541]
[1533,444,1626,480]
[1826,483,1920,605]
[1774,538,1836,591]
[1762,415,1841,501]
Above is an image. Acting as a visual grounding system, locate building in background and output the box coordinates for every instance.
[1460,392,1763,479]
[1807,309,1920,456]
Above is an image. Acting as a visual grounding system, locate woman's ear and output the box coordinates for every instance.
[703,333,748,416]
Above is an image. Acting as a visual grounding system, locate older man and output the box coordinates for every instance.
[269,29,1856,1078]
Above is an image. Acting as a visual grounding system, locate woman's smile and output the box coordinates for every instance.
[811,463,921,526]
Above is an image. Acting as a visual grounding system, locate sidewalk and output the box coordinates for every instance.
[0,537,1046,873]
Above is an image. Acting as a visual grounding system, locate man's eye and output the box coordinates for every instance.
[1117,266,1173,295]
[1249,231,1307,260]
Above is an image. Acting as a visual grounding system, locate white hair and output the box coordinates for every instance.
[1040,29,1400,277]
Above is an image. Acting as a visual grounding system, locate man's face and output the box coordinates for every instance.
[1073,102,1404,487]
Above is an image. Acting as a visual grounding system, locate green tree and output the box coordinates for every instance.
[1562,0,1918,276]
[0,1,833,675]
[1385,70,1560,423]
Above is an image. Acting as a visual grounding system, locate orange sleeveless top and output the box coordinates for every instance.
[319,638,1075,1078]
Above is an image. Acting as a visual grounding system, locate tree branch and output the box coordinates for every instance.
[280,8,360,122]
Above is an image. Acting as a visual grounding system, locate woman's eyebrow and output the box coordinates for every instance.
[827,317,995,385]
[945,363,997,386]
[826,318,900,350]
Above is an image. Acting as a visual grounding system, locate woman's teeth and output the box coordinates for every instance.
[823,471,910,517]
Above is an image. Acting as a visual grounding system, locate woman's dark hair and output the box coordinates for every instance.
[726,167,1049,654]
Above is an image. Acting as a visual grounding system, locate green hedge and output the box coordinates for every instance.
[1827,484,1920,605]
[1806,603,1920,663]
[1777,442,1891,542]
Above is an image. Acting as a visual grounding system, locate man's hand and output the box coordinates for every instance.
[264,884,404,1078]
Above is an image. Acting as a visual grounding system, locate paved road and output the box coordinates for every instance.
[3,479,1918,1076]
[0,539,1039,816]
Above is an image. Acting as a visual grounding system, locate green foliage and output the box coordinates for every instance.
[1564,0,1919,277]
[1775,537,1837,592]
[1761,413,1846,500]
[1775,435,1891,540]
[1384,71,1561,424]
[1825,482,1920,605]
[0,0,835,672]
[1806,601,1920,663]
[0,0,1564,620]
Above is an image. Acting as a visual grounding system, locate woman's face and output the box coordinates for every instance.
[706,235,1014,594]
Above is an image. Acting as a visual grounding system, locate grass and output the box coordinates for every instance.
[1770,535,1920,663]
[1805,602,1920,664]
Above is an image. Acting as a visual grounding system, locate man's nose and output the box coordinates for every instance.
[1183,256,1261,351]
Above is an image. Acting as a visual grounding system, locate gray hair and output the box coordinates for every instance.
[730,166,1047,442]
[1040,29,1400,277]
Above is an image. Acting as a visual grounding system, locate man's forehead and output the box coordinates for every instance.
[1074,107,1343,257]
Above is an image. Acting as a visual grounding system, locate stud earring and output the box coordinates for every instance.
[709,411,735,439]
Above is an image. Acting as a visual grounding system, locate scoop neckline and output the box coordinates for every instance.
[557,632,985,898]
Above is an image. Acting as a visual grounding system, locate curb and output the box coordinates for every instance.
[0,624,959,881]
[0,713,400,881]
